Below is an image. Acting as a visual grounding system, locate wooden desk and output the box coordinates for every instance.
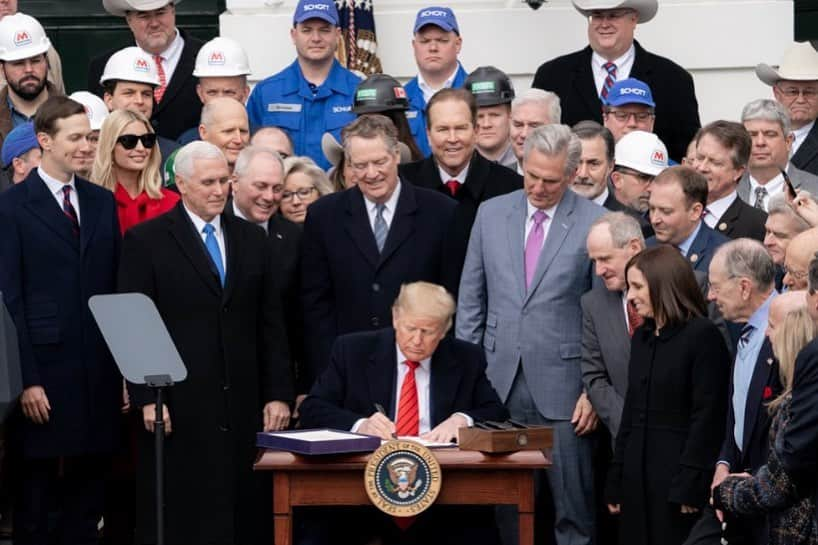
[255,448,550,545]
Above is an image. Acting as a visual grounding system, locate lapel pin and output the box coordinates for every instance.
[276,233,283,239]
[767,358,773,366]
[718,223,727,231]
[689,253,699,263]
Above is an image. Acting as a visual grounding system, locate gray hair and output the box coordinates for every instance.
[713,238,776,290]
[591,211,645,248]
[523,124,582,176]
[511,88,562,125]
[768,192,811,233]
[233,145,284,181]
[809,253,818,293]
[199,97,247,129]
[283,156,335,197]
[741,98,792,137]
[174,141,226,179]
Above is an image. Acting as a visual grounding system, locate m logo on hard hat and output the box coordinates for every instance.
[14,31,31,47]
[208,51,225,66]
[134,58,150,73]
[651,149,666,166]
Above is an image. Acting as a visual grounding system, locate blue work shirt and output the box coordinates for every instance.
[403,63,468,158]
[247,59,360,170]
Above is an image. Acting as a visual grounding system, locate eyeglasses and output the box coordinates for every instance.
[589,9,635,23]
[614,167,654,184]
[605,110,655,123]
[281,187,316,202]
[116,133,157,150]
[776,85,818,100]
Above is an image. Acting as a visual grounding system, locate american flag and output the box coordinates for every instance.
[335,0,383,76]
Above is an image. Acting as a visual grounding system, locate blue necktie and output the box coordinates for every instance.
[203,224,225,286]
[373,203,387,253]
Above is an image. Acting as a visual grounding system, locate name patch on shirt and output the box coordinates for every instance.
[405,110,418,119]
[332,105,352,114]
[267,103,302,113]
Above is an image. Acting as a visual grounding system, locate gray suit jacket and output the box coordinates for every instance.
[456,189,604,420]
[737,165,818,206]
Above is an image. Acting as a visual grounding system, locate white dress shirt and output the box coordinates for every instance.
[592,187,609,207]
[792,121,815,158]
[524,199,559,249]
[591,44,635,96]
[232,201,267,233]
[748,172,785,211]
[184,203,227,272]
[38,166,80,224]
[438,164,469,188]
[364,181,401,232]
[142,29,184,82]
[703,191,737,229]
[417,65,460,104]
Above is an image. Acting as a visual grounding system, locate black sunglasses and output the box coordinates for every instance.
[116,133,157,150]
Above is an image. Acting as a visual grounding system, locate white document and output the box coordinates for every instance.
[268,430,368,442]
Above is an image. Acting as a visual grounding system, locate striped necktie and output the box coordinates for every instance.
[154,54,168,103]
[396,360,420,437]
[61,185,79,236]
[601,62,617,99]
[373,203,387,253]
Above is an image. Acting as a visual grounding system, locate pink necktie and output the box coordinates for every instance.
[524,210,548,289]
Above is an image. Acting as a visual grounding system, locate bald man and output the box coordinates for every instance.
[199,97,250,170]
[767,290,808,338]
[251,126,294,159]
[783,229,818,291]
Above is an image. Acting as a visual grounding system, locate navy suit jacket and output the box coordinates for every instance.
[713,196,767,242]
[791,121,818,177]
[647,222,729,274]
[719,339,781,473]
[531,40,700,162]
[300,182,456,384]
[299,328,508,431]
[0,170,121,457]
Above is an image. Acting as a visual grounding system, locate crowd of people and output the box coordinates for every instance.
[1,0,818,544]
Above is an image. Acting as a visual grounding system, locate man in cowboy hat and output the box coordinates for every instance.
[757,42,818,177]
[87,0,204,141]
[532,0,700,164]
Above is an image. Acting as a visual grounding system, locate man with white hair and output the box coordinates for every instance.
[118,140,294,545]
[532,0,700,162]
[457,124,604,545]
[198,96,250,172]
[509,88,561,174]
[756,42,818,176]
[764,193,812,290]
[738,98,818,210]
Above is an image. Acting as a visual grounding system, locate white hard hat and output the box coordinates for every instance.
[614,130,668,176]
[103,0,182,17]
[193,37,251,78]
[0,13,51,62]
[69,92,110,131]
[100,47,160,87]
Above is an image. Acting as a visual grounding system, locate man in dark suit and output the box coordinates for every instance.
[695,121,767,241]
[684,239,782,545]
[756,42,818,177]
[647,166,729,274]
[118,141,293,545]
[0,96,122,545]
[227,145,306,394]
[398,88,522,294]
[299,281,507,545]
[571,121,616,207]
[301,114,455,384]
[90,0,204,140]
[531,0,700,162]
[739,98,818,211]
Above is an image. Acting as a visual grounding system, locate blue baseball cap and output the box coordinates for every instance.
[293,0,339,26]
[414,6,459,35]
[603,78,655,108]
[2,122,38,168]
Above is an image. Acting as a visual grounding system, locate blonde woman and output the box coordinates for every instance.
[280,156,334,224]
[714,306,818,545]
[91,109,178,234]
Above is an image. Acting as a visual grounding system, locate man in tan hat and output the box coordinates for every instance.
[87,0,204,141]
[757,42,818,176]
[531,0,700,164]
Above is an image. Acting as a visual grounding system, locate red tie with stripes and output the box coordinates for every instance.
[396,360,420,437]
[154,54,167,103]
[62,185,79,236]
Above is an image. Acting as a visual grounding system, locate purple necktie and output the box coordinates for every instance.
[525,210,548,289]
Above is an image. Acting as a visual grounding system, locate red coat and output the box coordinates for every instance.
[115,183,179,235]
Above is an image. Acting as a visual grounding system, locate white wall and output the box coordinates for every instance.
[221,0,795,124]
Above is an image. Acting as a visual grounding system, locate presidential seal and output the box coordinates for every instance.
[364,440,442,517]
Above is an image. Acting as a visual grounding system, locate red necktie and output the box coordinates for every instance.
[601,62,617,99]
[61,185,79,237]
[154,55,167,103]
[626,301,643,337]
[445,179,460,197]
[395,360,420,437]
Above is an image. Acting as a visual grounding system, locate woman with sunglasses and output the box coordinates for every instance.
[91,109,179,234]
[280,156,334,225]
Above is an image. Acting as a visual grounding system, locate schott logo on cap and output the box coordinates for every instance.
[134,58,150,73]
[303,3,331,10]
[208,51,225,65]
[420,10,449,17]
[618,87,647,97]
[13,31,31,47]
[651,149,666,166]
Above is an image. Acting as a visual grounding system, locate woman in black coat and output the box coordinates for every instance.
[605,245,730,545]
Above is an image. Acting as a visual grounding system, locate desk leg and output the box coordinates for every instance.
[517,471,536,545]
[273,473,292,545]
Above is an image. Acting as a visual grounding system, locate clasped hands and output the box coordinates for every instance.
[357,412,468,443]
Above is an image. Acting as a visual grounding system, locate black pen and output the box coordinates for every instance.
[373,403,397,439]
